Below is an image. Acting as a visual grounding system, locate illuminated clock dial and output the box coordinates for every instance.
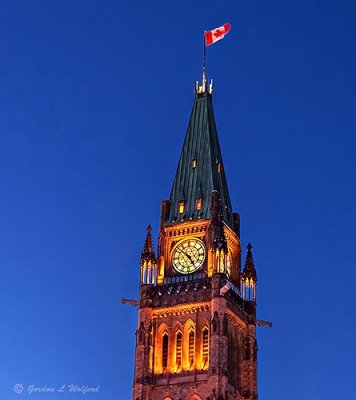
[172,238,206,274]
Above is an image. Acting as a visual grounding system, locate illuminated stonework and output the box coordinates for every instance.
[153,304,210,318]
[132,81,259,400]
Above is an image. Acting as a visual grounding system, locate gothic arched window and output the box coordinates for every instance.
[202,326,209,368]
[162,332,169,370]
[188,328,195,368]
[188,394,203,400]
[175,331,182,369]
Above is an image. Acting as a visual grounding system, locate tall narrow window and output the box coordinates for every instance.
[188,329,195,367]
[192,159,197,169]
[178,201,185,214]
[195,198,202,211]
[162,333,169,370]
[217,162,223,173]
[176,332,182,368]
[202,327,209,367]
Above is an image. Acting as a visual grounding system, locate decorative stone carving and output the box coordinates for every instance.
[212,311,220,334]
[137,321,145,345]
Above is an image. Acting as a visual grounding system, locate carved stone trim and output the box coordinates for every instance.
[225,310,247,331]
[167,226,207,237]
[152,303,210,318]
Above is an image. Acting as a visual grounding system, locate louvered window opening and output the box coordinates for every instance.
[176,332,182,367]
[189,330,195,365]
[202,328,209,364]
[162,333,169,369]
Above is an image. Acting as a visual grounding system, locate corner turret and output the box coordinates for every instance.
[241,243,257,301]
[140,225,157,285]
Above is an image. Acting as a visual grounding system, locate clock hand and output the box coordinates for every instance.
[183,251,193,262]
[176,248,194,266]
[183,252,195,268]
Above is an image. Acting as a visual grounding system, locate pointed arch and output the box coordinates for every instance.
[187,394,203,400]
[154,323,169,373]
[172,321,183,332]
[157,322,169,335]
[183,318,195,331]
[183,319,196,370]
[196,317,209,329]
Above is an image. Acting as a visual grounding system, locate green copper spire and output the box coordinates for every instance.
[166,88,234,228]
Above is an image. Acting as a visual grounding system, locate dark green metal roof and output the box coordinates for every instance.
[167,90,234,228]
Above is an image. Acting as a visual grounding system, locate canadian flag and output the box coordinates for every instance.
[204,22,231,46]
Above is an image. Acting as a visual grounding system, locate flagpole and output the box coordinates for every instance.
[202,33,206,91]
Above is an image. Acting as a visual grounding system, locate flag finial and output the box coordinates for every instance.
[195,76,213,94]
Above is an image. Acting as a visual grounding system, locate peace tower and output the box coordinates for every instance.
[131,77,259,400]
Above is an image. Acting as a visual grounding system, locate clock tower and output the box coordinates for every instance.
[132,78,258,400]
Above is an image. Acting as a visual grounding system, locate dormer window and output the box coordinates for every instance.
[196,198,202,211]
[178,201,185,214]
[192,159,197,169]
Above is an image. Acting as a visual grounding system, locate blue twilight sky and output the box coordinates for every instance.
[0,1,355,399]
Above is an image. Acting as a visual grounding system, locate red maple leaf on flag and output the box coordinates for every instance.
[205,23,231,46]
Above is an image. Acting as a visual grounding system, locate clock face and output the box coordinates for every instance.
[172,238,206,274]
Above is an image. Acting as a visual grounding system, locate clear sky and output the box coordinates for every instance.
[1,1,355,399]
